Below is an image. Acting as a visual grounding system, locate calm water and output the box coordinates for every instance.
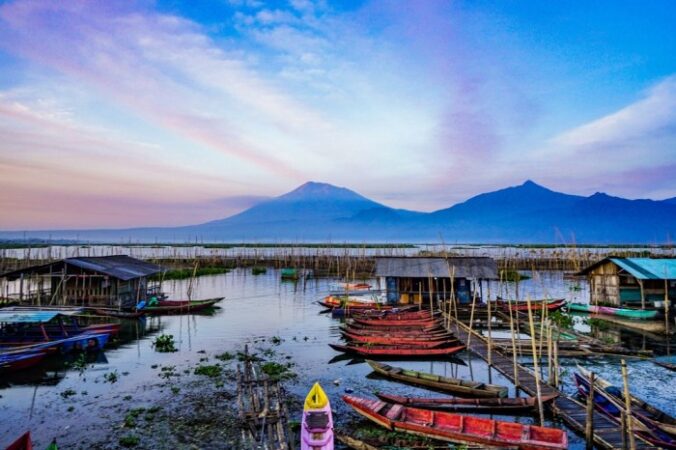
[1,269,674,449]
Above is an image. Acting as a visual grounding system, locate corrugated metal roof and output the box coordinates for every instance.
[610,258,676,280]
[374,257,498,279]
[578,257,676,280]
[64,256,160,281]
[0,255,161,281]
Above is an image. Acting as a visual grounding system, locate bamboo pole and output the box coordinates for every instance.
[507,279,519,388]
[665,278,670,337]
[487,279,492,366]
[527,296,545,426]
[585,370,595,450]
[621,359,636,450]
[467,280,478,349]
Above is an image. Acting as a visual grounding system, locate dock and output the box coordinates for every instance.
[444,315,655,449]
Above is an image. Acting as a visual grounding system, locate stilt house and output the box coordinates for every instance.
[0,255,161,309]
[375,256,498,305]
[578,257,676,309]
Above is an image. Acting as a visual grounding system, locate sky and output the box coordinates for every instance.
[0,0,675,229]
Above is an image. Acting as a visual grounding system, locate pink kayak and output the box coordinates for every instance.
[301,382,334,450]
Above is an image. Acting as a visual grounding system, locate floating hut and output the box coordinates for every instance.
[578,257,676,309]
[0,255,161,309]
[374,256,498,304]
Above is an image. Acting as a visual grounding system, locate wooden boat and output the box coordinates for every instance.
[342,395,568,449]
[341,326,449,339]
[352,318,440,327]
[329,343,465,358]
[330,305,420,318]
[142,297,223,315]
[344,336,458,349]
[496,298,567,312]
[377,393,558,413]
[368,360,507,398]
[0,351,47,373]
[342,331,455,346]
[577,365,676,437]
[301,382,333,450]
[281,268,299,279]
[568,303,659,320]
[574,372,676,448]
[91,308,145,319]
[345,323,444,333]
[654,355,676,371]
[0,332,110,354]
[5,432,32,450]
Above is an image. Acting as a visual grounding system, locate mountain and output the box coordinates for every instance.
[1,180,675,243]
[204,181,384,225]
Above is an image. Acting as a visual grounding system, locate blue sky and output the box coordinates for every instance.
[0,0,674,229]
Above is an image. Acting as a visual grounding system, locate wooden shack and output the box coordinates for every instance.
[374,256,498,305]
[578,257,676,309]
[0,255,161,309]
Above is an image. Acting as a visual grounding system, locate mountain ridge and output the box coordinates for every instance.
[1,181,675,243]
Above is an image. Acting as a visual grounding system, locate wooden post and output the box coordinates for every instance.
[621,359,636,450]
[467,281,478,349]
[585,371,595,450]
[527,296,545,426]
[507,289,519,387]
[487,279,492,366]
[547,323,554,386]
[665,279,671,337]
[638,279,645,310]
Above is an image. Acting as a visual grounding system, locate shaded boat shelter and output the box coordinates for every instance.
[375,256,498,304]
[0,255,161,309]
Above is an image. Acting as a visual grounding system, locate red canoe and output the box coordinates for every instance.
[496,298,567,312]
[329,343,465,357]
[5,431,32,450]
[343,334,460,348]
[347,322,444,333]
[343,395,567,450]
[353,317,441,327]
[341,326,450,339]
[342,331,455,344]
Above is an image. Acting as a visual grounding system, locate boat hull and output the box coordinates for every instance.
[568,303,659,320]
[343,395,567,450]
[368,360,507,398]
[330,343,465,358]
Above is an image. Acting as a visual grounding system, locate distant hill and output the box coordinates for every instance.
[1,180,675,243]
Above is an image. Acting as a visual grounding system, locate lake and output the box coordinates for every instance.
[1,268,674,449]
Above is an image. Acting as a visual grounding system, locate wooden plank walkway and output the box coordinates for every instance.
[445,316,655,449]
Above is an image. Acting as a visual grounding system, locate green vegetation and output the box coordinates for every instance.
[60,389,76,399]
[103,371,119,384]
[252,266,267,275]
[119,434,140,447]
[152,267,229,281]
[124,408,145,427]
[152,334,178,352]
[589,318,611,331]
[260,361,296,381]
[214,351,234,361]
[499,269,531,282]
[549,310,574,329]
[194,364,222,378]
